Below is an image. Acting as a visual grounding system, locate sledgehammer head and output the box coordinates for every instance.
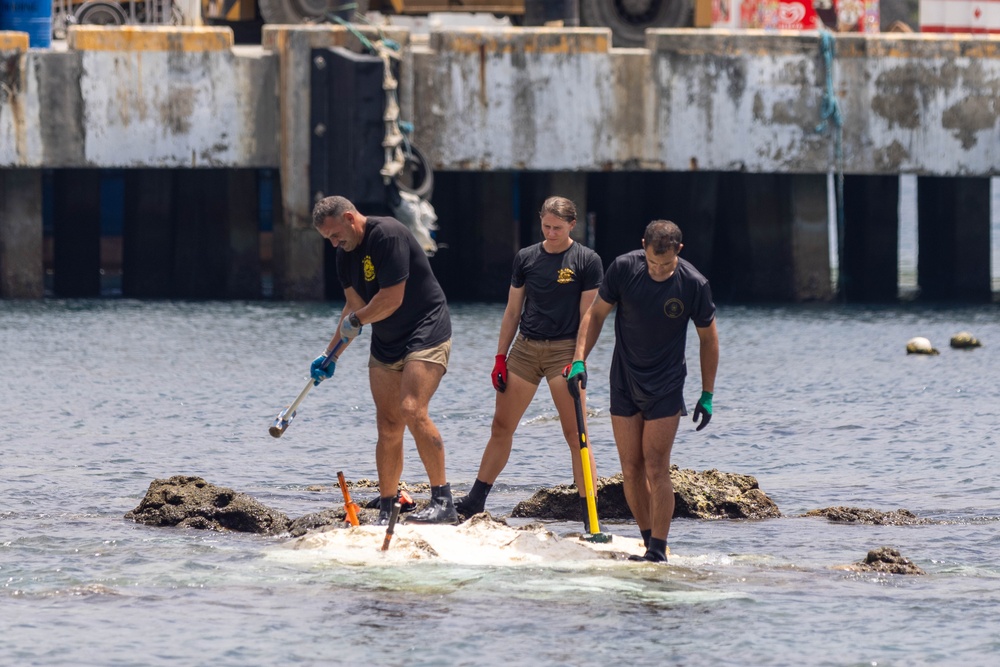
[269,408,295,438]
[581,532,613,544]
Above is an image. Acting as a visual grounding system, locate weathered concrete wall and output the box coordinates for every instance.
[2,27,998,176]
[409,29,1000,176]
[1,27,278,168]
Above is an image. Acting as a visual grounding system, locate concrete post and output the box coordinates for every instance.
[741,174,794,301]
[917,176,992,302]
[841,175,899,302]
[428,171,516,301]
[789,174,833,302]
[173,170,229,299]
[739,173,832,302]
[52,169,101,298]
[659,171,719,280]
[123,170,175,299]
[480,172,517,300]
[0,169,44,299]
[225,169,261,299]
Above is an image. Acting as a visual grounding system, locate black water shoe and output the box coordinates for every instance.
[628,537,668,563]
[406,483,459,524]
[406,496,458,524]
[374,496,396,526]
[628,550,668,563]
[454,494,485,518]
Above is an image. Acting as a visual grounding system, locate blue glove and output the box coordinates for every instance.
[692,390,713,431]
[340,312,363,340]
[563,360,587,399]
[310,354,336,386]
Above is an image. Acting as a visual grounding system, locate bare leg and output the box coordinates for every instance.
[548,377,597,496]
[397,359,448,486]
[476,372,539,483]
[640,415,680,542]
[611,413,650,531]
[369,365,405,499]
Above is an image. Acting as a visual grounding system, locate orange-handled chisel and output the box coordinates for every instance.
[336,471,360,527]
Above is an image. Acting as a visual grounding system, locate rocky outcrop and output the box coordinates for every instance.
[906,337,939,355]
[950,332,982,349]
[804,507,931,525]
[125,476,290,535]
[510,467,781,522]
[288,507,387,536]
[839,547,926,575]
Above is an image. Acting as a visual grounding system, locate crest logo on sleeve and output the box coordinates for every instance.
[363,256,376,282]
[664,298,684,318]
[556,268,576,284]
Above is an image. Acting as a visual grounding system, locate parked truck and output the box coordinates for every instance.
[202,0,694,47]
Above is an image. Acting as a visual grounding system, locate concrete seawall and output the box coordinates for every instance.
[1,26,998,301]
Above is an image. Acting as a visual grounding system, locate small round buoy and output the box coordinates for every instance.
[949,332,982,349]
[906,337,939,355]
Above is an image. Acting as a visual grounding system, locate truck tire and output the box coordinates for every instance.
[579,0,693,48]
[75,0,128,25]
[258,0,368,24]
[395,144,433,200]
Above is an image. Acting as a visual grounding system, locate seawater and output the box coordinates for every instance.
[2,300,999,666]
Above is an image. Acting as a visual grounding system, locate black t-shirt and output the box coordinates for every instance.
[512,241,603,341]
[598,250,715,399]
[336,216,451,363]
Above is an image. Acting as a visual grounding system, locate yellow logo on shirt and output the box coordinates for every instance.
[363,256,376,282]
[556,268,575,284]
[664,298,684,318]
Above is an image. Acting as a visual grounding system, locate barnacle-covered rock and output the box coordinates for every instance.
[950,332,982,349]
[511,467,781,521]
[838,547,926,575]
[906,337,939,355]
[125,475,290,534]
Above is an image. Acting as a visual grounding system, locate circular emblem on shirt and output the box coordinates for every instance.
[363,255,376,282]
[664,298,684,318]
[556,268,575,284]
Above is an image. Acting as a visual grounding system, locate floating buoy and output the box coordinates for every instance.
[906,337,939,355]
[950,332,982,349]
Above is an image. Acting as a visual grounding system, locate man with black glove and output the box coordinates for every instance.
[571,220,719,563]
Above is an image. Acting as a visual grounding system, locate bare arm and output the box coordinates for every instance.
[573,295,615,362]
[696,319,719,394]
[324,283,404,357]
[322,287,369,357]
[496,285,525,356]
[578,287,599,327]
[354,280,405,326]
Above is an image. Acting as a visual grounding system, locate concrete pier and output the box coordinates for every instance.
[1,26,998,302]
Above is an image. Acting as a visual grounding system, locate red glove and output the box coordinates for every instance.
[492,354,508,392]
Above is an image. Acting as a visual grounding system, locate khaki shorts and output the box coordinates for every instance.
[505,334,575,385]
[368,339,451,374]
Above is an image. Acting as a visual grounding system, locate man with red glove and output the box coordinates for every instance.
[454,196,603,529]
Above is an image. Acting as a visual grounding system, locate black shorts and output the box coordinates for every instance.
[609,383,688,421]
